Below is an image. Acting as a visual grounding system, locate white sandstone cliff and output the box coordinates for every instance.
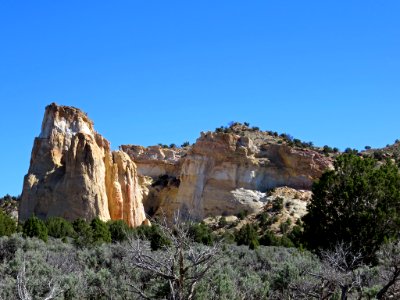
[122,125,333,220]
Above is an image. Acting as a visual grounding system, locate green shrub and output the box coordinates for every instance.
[344,147,358,154]
[271,262,299,291]
[373,150,384,160]
[323,145,333,154]
[220,231,235,244]
[22,215,48,242]
[0,209,16,237]
[272,197,284,211]
[259,230,281,246]
[72,218,93,248]
[218,216,228,227]
[149,225,171,250]
[258,211,273,228]
[91,217,111,244]
[181,141,190,147]
[259,230,294,248]
[235,224,259,249]
[236,210,248,220]
[46,217,74,239]
[279,219,291,234]
[287,225,303,247]
[279,235,294,248]
[134,224,171,250]
[108,219,131,243]
[293,138,301,147]
[271,215,279,224]
[188,222,214,245]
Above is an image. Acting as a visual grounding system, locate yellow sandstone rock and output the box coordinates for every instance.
[122,128,332,220]
[20,105,332,224]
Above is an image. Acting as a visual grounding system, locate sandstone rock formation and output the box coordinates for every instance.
[122,124,333,220]
[20,105,332,224]
[19,103,147,226]
[120,145,186,178]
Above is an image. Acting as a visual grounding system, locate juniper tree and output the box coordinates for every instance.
[303,154,400,263]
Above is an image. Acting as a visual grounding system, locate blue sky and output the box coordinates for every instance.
[0,1,399,196]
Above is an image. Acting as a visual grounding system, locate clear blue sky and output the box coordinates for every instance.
[0,1,399,196]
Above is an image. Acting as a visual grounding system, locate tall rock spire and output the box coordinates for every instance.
[19,103,147,226]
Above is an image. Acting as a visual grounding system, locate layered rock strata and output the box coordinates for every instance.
[20,104,332,223]
[19,103,147,226]
[122,127,333,220]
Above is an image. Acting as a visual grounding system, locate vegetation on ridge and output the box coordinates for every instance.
[214,121,341,155]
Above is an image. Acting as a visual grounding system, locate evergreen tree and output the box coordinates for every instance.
[72,218,93,248]
[134,224,171,250]
[147,225,171,250]
[303,154,400,263]
[46,217,74,239]
[22,215,48,242]
[188,222,214,245]
[91,217,111,244]
[260,230,281,246]
[235,224,259,249]
[108,219,130,243]
[0,209,16,236]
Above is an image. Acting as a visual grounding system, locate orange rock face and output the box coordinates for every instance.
[105,151,146,227]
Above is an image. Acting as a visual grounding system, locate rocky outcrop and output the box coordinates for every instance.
[105,151,146,227]
[120,145,187,178]
[123,128,333,220]
[19,103,148,226]
[20,104,332,223]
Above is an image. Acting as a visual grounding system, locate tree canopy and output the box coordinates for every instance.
[0,209,16,236]
[303,154,400,263]
[22,215,48,242]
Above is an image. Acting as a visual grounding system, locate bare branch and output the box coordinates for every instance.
[122,211,221,300]
[17,258,32,300]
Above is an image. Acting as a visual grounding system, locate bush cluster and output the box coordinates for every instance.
[1,233,398,299]
[0,214,138,247]
[2,150,400,297]
[188,222,214,246]
[181,141,190,147]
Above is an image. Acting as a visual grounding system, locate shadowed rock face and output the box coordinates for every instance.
[122,129,333,220]
[19,103,147,226]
